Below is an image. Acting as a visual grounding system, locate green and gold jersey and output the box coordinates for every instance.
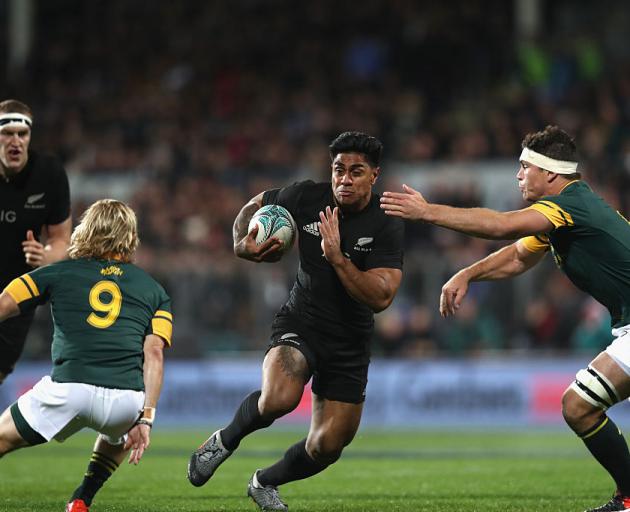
[4,258,172,390]
[520,180,630,328]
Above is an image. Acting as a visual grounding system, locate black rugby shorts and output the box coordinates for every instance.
[268,312,370,404]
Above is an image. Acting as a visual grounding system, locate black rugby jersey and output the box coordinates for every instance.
[0,150,70,289]
[263,180,404,338]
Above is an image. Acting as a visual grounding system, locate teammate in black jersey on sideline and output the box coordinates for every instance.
[381,125,630,512]
[0,99,72,384]
[188,131,404,511]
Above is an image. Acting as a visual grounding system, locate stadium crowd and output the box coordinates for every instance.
[3,0,630,359]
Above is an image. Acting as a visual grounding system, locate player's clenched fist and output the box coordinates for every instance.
[22,230,45,267]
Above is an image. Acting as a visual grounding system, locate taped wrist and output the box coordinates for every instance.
[137,406,156,427]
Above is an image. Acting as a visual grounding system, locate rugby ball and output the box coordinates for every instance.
[248,204,297,253]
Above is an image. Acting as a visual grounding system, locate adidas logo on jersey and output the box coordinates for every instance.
[302,222,320,237]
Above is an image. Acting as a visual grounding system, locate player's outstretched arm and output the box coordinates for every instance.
[0,291,20,323]
[381,184,553,240]
[233,192,284,262]
[440,241,545,317]
[125,334,165,465]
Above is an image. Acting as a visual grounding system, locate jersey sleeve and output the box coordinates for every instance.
[528,198,575,228]
[148,291,173,347]
[47,158,71,225]
[519,234,551,253]
[3,265,56,312]
[262,180,313,217]
[365,216,405,270]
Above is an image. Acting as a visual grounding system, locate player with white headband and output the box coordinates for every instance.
[0,99,72,385]
[380,125,630,512]
[0,112,33,130]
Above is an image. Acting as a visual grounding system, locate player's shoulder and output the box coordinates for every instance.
[27,257,81,285]
[28,150,67,177]
[371,192,402,223]
[35,258,78,274]
[280,179,325,195]
[270,180,329,208]
[122,263,169,296]
[535,181,583,210]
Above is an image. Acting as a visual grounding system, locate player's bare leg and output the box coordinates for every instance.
[188,345,310,487]
[0,405,29,456]
[248,393,362,511]
[563,352,630,511]
[67,435,128,511]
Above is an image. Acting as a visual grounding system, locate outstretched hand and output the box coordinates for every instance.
[380,184,430,221]
[234,224,284,263]
[125,423,151,465]
[439,272,470,317]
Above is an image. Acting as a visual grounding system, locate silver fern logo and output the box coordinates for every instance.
[25,192,46,209]
[354,237,373,252]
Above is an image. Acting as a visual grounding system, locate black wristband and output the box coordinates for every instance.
[135,418,153,428]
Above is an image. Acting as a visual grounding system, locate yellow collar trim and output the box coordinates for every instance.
[559,180,580,193]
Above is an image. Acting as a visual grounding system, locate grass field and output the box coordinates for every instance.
[0,428,616,512]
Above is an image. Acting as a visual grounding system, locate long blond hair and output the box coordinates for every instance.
[68,199,139,262]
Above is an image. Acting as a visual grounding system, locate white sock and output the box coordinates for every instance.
[252,470,263,488]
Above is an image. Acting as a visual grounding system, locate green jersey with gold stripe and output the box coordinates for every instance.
[520,180,630,328]
[4,258,172,390]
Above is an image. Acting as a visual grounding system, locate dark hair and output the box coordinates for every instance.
[329,131,383,168]
[0,99,33,119]
[522,125,577,162]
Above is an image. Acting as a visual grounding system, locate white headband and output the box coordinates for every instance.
[0,113,33,131]
[519,147,578,175]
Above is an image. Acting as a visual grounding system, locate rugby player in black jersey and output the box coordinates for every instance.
[188,131,404,511]
[381,125,630,512]
[0,99,71,384]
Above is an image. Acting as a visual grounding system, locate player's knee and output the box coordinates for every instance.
[0,431,19,456]
[562,387,590,428]
[563,366,618,431]
[306,433,344,465]
[0,438,12,456]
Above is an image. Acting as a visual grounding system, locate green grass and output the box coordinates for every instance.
[0,428,616,511]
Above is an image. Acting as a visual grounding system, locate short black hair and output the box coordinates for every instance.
[522,125,577,162]
[329,131,383,168]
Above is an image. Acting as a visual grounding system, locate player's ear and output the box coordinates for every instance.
[371,167,380,185]
[547,171,559,184]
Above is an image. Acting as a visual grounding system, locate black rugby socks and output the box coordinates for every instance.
[220,390,274,451]
[257,438,330,487]
[70,451,119,506]
[580,415,630,496]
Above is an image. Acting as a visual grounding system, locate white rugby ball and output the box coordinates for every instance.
[248,204,297,253]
